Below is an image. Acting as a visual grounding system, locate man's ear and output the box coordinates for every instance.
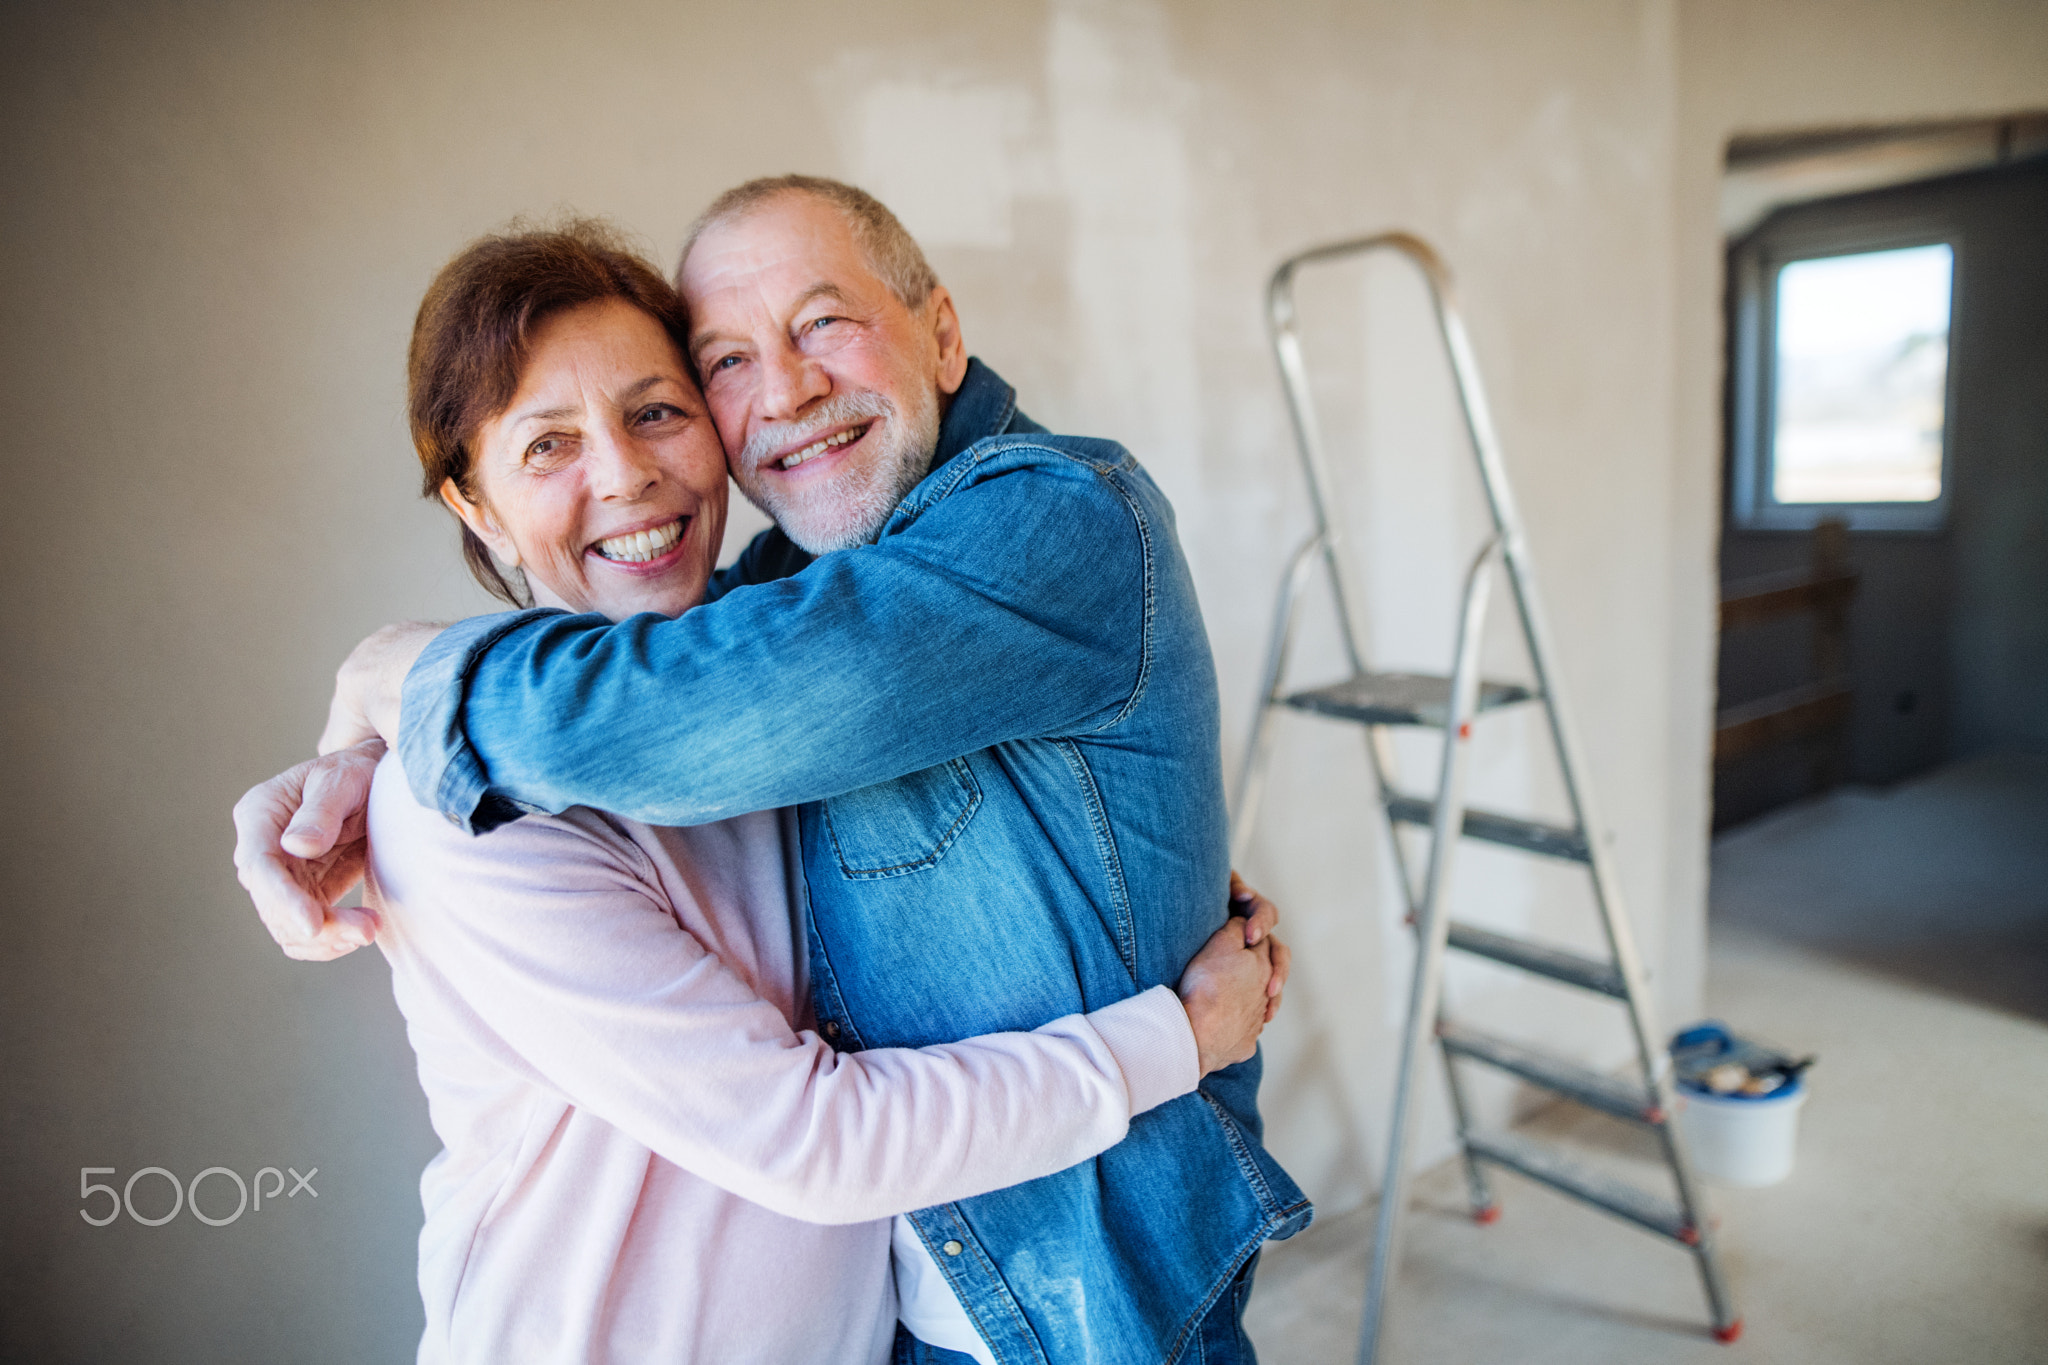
[438,478,521,569]
[928,285,969,396]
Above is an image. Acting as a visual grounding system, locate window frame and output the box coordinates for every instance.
[1729,208,1964,533]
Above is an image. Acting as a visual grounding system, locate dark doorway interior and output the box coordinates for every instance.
[1714,154,2048,830]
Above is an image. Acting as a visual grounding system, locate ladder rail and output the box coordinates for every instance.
[1234,229,1742,1355]
[1257,257,1428,913]
[1367,236,1681,1113]
[1275,228,1722,1240]
[1226,528,1431,932]
[1230,532,1327,866]
[1430,273,1670,1083]
[1267,258,1372,679]
[1399,246,1736,1324]
[1357,536,1500,1365]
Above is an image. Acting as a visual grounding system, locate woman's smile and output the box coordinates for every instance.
[590,515,689,567]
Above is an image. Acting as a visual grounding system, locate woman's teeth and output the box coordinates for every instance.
[780,424,868,470]
[594,519,684,563]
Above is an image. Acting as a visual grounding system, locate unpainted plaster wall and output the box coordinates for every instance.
[1,2,2044,1360]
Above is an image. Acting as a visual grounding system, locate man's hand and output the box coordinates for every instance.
[316,622,442,754]
[1178,873,1293,1075]
[232,739,385,961]
[233,621,438,961]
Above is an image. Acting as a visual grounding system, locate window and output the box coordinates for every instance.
[1731,217,1960,531]
[1773,244,1951,504]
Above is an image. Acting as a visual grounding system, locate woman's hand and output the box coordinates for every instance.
[1177,873,1293,1076]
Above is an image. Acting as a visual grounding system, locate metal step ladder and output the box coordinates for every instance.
[1231,233,1741,1363]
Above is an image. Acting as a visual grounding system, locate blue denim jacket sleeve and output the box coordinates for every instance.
[397,607,566,830]
[398,445,1147,831]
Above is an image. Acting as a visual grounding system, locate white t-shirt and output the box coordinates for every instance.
[893,1215,1000,1364]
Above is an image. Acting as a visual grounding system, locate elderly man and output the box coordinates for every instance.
[238,176,1308,1364]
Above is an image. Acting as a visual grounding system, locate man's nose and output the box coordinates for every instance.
[589,420,660,500]
[756,339,831,424]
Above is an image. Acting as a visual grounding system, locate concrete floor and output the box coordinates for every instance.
[1243,754,2048,1364]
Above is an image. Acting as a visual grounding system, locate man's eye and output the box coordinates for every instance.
[809,316,840,332]
[709,354,743,373]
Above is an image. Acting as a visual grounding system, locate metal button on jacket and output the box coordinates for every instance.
[942,1240,963,1257]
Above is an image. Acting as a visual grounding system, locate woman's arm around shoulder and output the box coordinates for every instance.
[364,757,1281,1226]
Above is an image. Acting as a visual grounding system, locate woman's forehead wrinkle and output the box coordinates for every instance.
[502,367,585,430]
[506,325,682,430]
[509,402,581,428]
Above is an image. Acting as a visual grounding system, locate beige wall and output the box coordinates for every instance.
[3,1,2044,1359]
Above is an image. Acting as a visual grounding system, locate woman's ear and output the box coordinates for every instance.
[439,477,521,569]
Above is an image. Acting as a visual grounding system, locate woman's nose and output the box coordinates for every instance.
[589,421,660,500]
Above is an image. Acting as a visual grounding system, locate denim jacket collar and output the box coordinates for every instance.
[931,358,1020,474]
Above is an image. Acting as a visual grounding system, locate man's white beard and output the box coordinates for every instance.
[733,388,942,555]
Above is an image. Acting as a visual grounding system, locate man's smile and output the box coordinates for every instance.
[775,420,875,472]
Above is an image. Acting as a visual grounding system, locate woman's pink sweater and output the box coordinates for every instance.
[364,756,1199,1364]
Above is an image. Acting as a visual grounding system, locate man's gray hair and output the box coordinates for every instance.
[675,174,940,311]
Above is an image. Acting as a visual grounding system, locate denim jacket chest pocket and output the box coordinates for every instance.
[821,758,983,879]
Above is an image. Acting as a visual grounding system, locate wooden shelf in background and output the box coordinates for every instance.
[1713,678,1854,766]
[1719,568,1859,631]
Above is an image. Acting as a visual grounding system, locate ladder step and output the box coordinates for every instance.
[1384,794,1590,862]
[1282,671,1534,728]
[1445,922,1627,998]
[1464,1130,1696,1245]
[1438,1024,1664,1125]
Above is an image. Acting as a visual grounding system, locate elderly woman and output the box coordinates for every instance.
[346,222,1285,1364]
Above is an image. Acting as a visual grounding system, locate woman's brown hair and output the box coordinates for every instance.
[409,218,690,605]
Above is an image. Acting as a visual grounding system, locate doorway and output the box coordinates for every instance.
[1714,122,2048,831]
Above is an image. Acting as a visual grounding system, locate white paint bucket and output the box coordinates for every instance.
[1677,1080,1807,1187]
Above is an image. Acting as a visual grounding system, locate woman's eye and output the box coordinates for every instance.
[636,403,682,425]
[524,436,572,466]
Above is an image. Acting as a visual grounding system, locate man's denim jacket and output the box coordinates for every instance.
[399,359,1311,1364]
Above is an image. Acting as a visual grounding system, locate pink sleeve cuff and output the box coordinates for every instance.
[1084,985,1202,1117]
